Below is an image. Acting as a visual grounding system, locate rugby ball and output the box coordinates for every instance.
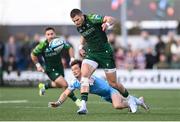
[49,37,64,52]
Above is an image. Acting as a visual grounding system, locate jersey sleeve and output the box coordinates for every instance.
[63,40,72,49]
[87,14,104,24]
[67,79,76,91]
[32,41,46,56]
[67,79,81,91]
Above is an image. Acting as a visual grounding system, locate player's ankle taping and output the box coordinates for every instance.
[81,77,89,87]
[105,22,111,27]
[35,62,41,68]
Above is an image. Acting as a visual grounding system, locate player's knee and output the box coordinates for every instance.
[81,77,89,87]
[55,80,68,88]
[109,82,117,88]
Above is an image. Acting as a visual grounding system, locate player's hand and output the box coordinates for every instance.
[69,57,75,65]
[48,101,61,108]
[101,23,108,31]
[79,49,86,57]
[36,63,45,72]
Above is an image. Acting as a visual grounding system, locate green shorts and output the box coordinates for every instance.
[45,67,64,81]
[85,49,115,69]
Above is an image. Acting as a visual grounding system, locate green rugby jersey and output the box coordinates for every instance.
[77,14,111,52]
[32,38,70,70]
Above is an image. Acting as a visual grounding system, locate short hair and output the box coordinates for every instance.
[70,59,82,68]
[44,27,55,33]
[70,9,83,18]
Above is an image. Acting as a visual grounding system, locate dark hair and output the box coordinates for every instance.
[70,9,83,18]
[70,59,82,68]
[44,27,55,33]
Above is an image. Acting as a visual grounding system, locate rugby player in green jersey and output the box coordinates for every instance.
[70,9,137,114]
[30,27,81,107]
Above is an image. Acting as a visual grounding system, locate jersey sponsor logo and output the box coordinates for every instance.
[81,27,95,37]
[45,51,59,57]
[44,46,61,57]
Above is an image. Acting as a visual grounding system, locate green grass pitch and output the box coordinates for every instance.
[0,87,180,121]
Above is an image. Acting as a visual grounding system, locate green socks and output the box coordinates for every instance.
[81,92,88,101]
[68,92,78,102]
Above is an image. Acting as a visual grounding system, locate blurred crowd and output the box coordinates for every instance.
[111,31,180,70]
[0,30,180,77]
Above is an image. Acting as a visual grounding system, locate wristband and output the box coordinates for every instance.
[105,22,111,27]
[35,63,41,67]
[78,44,84,50]
[70,57,75,62]
[56,100,62,106]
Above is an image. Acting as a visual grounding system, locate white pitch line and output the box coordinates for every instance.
[14,106,49,109]
[0,100,28,104]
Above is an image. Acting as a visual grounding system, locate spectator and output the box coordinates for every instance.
[177,20,180,35]
[155,35,166,62]
[134,50,146,69]
[170,39,180,57]
[16,34,30,71]
[115,47,125,69]
[170,54,180,69]
[0,41,5,58]
[0,56,3,86]
[0,41,5,85]
[4,36,18,63]
[138,31,154,52]
[145,48,157,69]
[4,54,17,74]
[154,53,169,69]
[124,50,135,70]
[28,33,41,70]
[30,33,41,49]
[164,31,176,62]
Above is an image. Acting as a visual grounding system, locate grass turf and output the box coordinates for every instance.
[0,87,180,121]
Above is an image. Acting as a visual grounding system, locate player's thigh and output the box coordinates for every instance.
[81,59,98,77]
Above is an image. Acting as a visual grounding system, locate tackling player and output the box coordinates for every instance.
[30,27,81,107]
[48,60,149,113]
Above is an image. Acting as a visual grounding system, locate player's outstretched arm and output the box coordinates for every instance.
[48,88,72,108]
